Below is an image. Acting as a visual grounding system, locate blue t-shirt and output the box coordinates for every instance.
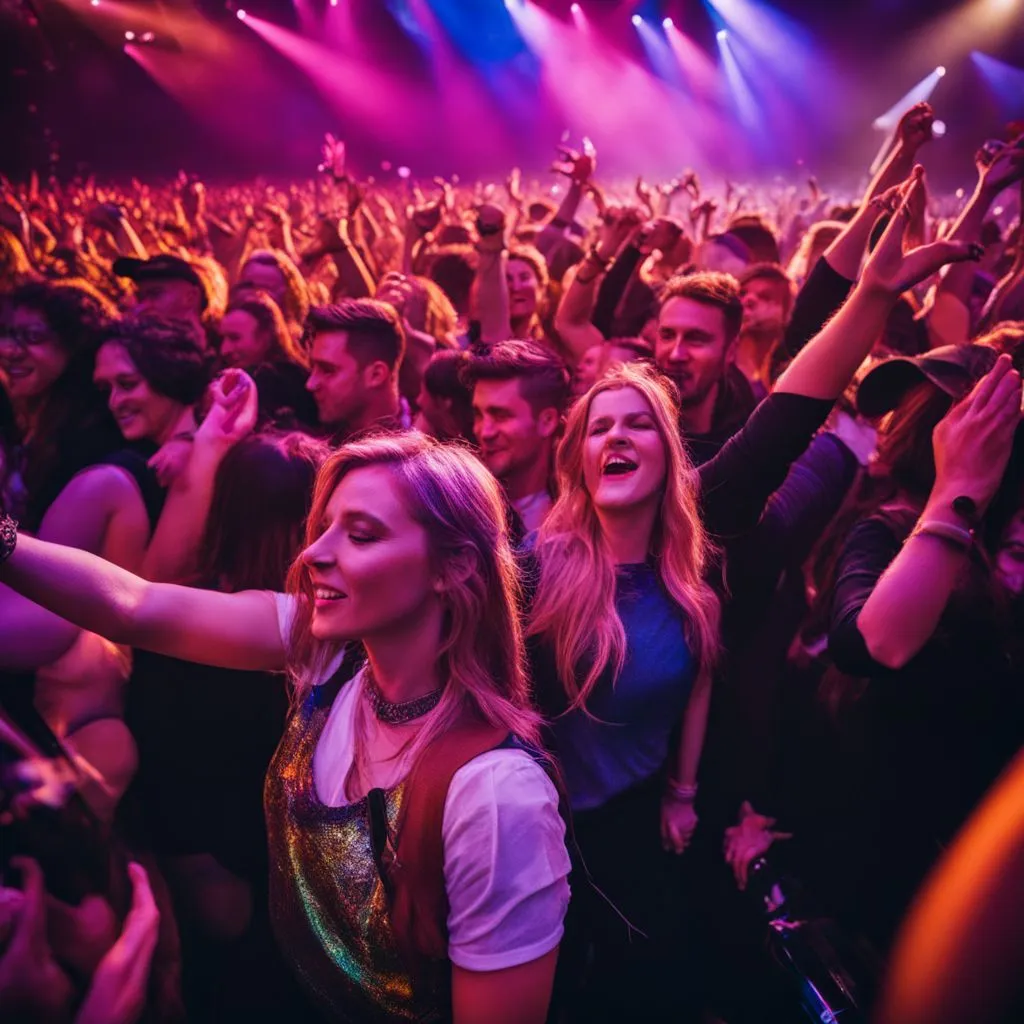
[545,563,694,812]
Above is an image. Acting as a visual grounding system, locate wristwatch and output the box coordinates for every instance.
[951,495,979,528]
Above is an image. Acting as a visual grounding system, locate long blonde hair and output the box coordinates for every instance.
[528,363,721,711]
[285,432,540,746]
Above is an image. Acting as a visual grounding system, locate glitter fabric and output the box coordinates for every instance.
[264,674,448,1022]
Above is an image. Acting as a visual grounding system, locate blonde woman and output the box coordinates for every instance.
[526,169,981,1022]
[0,433,570,1024]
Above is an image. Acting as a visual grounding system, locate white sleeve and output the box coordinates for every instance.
[272,591,297,655]
[442,750,571,972]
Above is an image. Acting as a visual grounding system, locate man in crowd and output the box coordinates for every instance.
[113,254,208,339]
[655,272,759,464]
[462,339,571,534]
[304,299,410,442]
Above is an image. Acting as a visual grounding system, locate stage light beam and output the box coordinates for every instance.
[717,29,728,41]
[632,14,642,27]
[663,17,673,29]
[236,8,246,18]
[872,66,947,132]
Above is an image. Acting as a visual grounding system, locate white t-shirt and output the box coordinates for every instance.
[273,594,571,972]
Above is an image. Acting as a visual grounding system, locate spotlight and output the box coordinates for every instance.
[90,0,99,6]
[936,65,946,76]
[397,166,411,179]
[717,28,728,40]
[124,30,135,39]
[571,2,580,11]
[141,30,154,42]
[663,17,673,28]
[330,0,337,6]
[236,7,246,18]
[631,14,642,26]
[933,119,947,137]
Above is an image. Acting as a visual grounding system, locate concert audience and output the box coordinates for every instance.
[0,104,1023,1023]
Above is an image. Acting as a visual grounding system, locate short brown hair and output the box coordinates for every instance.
[462,339,571,418]
[661,271,743,343]
[303,299,405,373]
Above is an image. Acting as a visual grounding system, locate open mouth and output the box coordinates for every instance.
[313,586,347,606]
[603,455,638,477]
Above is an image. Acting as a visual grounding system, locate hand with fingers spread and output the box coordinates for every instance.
[932,353,1023,517]
[861,167,983,297]
[551,145,596,185]
[723,801,793,892]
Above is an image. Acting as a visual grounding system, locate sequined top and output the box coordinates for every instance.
[264,672,447,1023]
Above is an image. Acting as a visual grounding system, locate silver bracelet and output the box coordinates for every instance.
[908,519,974,552]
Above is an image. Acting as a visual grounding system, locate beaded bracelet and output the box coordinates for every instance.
[665,779,698,803]
[0,512,17,566]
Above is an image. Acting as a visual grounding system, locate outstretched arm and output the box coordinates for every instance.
[1,523,286,672]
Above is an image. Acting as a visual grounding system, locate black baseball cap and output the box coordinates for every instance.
[856,344,999,418]
[113,254,208,310]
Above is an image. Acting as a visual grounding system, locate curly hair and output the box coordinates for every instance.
[103,314,213,405]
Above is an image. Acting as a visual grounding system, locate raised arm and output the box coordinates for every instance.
[845,355,1021,670]
[471,204,512,344]
[927,138,1024,347]
[776,169,981,400]
[141,370,258,583]
[863,102,935,206]
[0,521,286,672]
[535,144,596,253]
[554,205,643,365]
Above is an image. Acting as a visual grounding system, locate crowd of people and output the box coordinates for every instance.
[0,101,1023,1023]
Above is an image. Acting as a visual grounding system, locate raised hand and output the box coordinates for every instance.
[976,136,1024,197]
[319,133,346,180]
[635,175,655,217]
[552,145,596,185]
[475,202,507,252]
[196,370,259,451]
[896,101,936,152]
[861,167,983,296]
[932,353,1023,515]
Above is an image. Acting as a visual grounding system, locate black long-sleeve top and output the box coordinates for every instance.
[813,511,1024,947]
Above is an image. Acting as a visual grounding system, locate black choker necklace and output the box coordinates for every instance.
[364,668,442,725]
